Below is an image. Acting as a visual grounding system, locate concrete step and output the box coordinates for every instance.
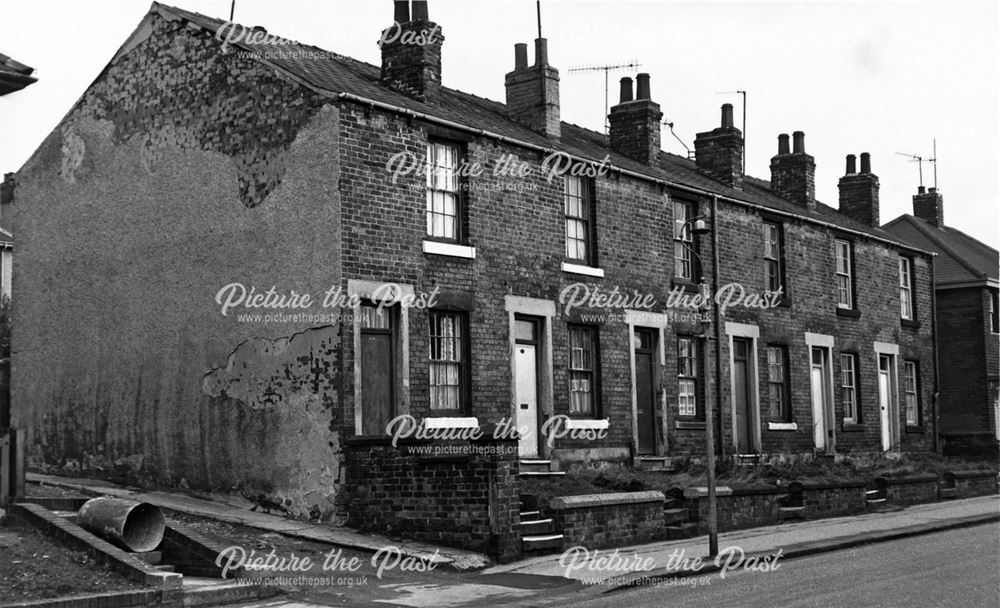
[663,498,683,509]
[635,456,674,472]
[518,471,566,478]
[939,486,958,499]
[520,518,554,535]
[133,550,164,566]
[778,506,806,520]
[866,498,891,512]
[519,510,541,520]
[663,508,688,526]
[519,459,554,474]
[522,534,564,552]
[181,580,279,607]
[51,510,79,523]
[665,522,699,540]
[155,564,176,573]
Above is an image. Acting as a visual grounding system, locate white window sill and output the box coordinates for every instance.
[564,418,610,430]
[424,417,479,429]
[422,240,476,259]
[767,422,798,431]
[561,262,605,278]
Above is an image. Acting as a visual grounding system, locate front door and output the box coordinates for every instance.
[634,329,657,455]
[810,347,831,451]
[733,338,754,453]
[878,355,895,451]
[514,318,540,457]
[360,304,394,436]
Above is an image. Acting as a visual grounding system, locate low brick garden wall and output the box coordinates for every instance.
[788,479,867,518]
[684,485,783,534]
[945,470,999,498]
[342,432,521,562]
[874,474,940,506]
[549,491,667,549]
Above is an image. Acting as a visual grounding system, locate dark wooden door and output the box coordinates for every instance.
[733,338,753,452]
[635,330,656,454]
[361,332,393,435]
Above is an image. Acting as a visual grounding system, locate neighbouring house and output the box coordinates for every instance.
[13,1,937,520]
[0,53,37,96]
[1,174,15,300]
[884,188,999,460]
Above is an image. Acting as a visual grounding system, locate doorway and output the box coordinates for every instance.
[514,317,541,457]
[634,329,657,455]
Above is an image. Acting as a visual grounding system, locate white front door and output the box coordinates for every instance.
[515,344,539,457]
[879,355,894,451]
[810,347,833,451]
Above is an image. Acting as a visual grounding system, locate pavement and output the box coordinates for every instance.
[21,473,1000,608]
[26,473,490,570]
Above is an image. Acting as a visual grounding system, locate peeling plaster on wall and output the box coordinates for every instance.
[59,14,325,207]
[203,325,340,411]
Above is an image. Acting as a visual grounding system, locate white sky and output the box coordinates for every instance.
[1,0,997,246]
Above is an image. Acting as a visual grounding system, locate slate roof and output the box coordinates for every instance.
[151,3,925,252]
[0,52,37,95]
[883,214,998,288]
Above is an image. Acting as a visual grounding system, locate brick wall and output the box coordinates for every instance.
[685,485,782,533]
[14,10,344,519]
[549,491,667,549]
[342,434,521,561]
[937,287,995,452]
[789,479,867,517]
[875,474,940,506]
[945,470,999,498]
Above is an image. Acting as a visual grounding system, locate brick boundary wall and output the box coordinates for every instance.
[788,479,867,517]
[874,474,940,506]
[685,485,783,534]
[342,430,521,563]
[945,470,999,498]
[549,491,667,549]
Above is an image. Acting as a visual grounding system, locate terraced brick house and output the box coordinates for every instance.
[884,189,999,460]
[13,1,936,519]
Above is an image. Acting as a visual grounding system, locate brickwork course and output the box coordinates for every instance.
[12,1,942,525]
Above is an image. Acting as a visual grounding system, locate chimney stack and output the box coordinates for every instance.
[380,0,444,103]
[913,186,944,228]
[505,38,560,138]
[838,152,880,226]
[770,131,815,209]
[608,74,662,165]
[693,104,744,190]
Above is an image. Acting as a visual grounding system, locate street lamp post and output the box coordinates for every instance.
[683,199,720,558]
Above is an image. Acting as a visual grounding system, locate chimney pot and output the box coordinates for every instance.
[393,0,410,22]
[860,152,871,174]
[929,187,936,194]
[721,103,734,129]
[411,0,429,20]
[778,133,790,155]
[792,131,805,154]
[845,154,856,175]
[636,73,651,100]
[918,185,926,194]
[619,77,634,103]
[534,38,549,66]
[513,43,528,70]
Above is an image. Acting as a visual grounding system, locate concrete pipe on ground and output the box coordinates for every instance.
[77,497,166,552]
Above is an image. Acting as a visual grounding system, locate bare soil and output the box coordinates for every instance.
[0,520,141,603]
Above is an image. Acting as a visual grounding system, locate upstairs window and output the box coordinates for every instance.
[899,257,914,320]
[763,222,785,295]
[568,325,598,415]
[677,337,701,418]
[840,353,859,423]
[674,200,696,281]
[426,141,462,241]
[429,311,466,410]
[990,290,999,334]
[564,176,595,265]
[766,345,790,421]
[835,239,854,309]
